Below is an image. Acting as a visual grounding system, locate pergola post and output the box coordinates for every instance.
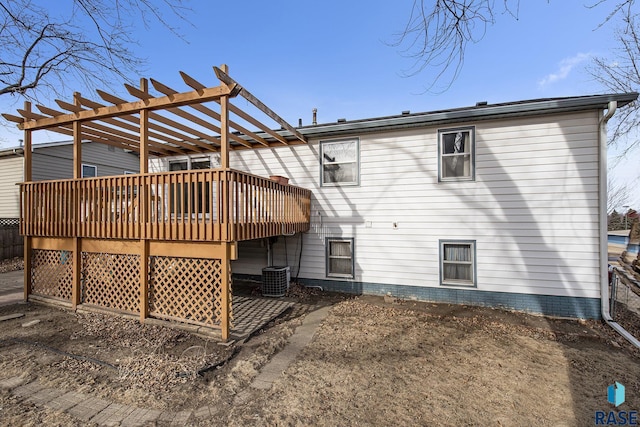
[22,102,32,302]
[139,78,150,323]
[71,93,83,309]
[219,64,231,340]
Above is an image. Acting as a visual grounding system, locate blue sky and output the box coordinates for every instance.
[0,0,637,208]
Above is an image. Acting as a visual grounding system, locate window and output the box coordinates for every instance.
[438,127,475,181]
[326,238,355,278]
[320,138,359,186]
[440,240,476,287]
[82,164,97,178]
[169,158,212,215]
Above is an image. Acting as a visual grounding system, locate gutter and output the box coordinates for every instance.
[599,101,640,348]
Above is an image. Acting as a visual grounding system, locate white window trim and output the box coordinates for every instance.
[168,154,220,171]
[439,239,477,287]
[320,138,360,187]
[438,126,475,182]
[326,237,355,279]
[81,164,97,178]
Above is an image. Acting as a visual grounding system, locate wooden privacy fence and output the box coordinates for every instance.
[0,218,23,260]
[21,168,311,242]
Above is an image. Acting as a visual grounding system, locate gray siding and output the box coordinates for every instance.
[0,155,23,217]
[32,142,139,181]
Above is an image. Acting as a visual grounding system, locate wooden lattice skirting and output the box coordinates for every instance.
[28,248,230,330]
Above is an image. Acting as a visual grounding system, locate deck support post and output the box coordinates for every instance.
[140,239,149,322]
[22,103,32,301]
[220,241,232,341]
[71,94,83,308]
[139,79,150,322]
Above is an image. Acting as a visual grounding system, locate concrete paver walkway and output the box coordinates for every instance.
[0,268,333,425]
[0,270,23,307]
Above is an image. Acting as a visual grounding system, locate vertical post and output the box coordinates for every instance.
[219,64,230,170]
[139,78,150,322]
[23,102,32,302]
[219,65,230,242]
[71,93,83,308]
[220,242,231,341]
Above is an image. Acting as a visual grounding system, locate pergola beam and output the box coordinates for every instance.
[213,66,307,144]
[57,98,203,154]
[151,77,260,148]
[8,66,306,156]
[98,89,220,153]
[18,84,234,131]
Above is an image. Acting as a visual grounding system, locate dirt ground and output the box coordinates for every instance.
[1,275,640,425]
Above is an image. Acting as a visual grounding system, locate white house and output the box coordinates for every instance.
[151,93,637,319]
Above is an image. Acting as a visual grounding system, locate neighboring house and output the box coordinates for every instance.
[0,141,140,218]
[152,93,636,319]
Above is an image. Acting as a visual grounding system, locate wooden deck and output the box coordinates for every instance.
[4,65,312,341]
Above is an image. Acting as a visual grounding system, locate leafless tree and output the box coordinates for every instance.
[591,2,640,152]
[0,0,190,99]
[390,0,522,93]
[607,175,630,213]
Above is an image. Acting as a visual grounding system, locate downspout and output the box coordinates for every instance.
[599,101,640,348]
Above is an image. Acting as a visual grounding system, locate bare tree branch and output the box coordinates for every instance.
[390,0,520,93]
[591,5,640,152]
[0,0,191,99]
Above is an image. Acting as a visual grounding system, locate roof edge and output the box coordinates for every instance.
[284,92,639,140]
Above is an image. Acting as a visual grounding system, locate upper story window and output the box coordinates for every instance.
[82,164,97,178]
[320,138,359,186]
[438,127,475,181]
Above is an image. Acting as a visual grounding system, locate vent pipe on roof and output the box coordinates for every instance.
[476,101,488,106]
[298,118,302,127]
[312,108,317,125]
[402,110,410,115]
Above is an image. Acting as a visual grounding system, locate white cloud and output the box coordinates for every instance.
[538,53,592,88]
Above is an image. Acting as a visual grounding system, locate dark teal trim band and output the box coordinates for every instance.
[233,274,601,319]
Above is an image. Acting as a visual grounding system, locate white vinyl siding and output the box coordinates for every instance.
[210,111,602,299]
[0,156,23,217]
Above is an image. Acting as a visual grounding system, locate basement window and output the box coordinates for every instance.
[440,240,476,287]
[320,138,359,186]
[326,238,355,279]
[438,127,475,181]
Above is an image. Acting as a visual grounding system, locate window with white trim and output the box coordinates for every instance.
[320,138,359,186]
[169,158,213,215]
[326,238,355,278]
[438,127,475,181]
[440,240,476,287]
[81,164,97,178]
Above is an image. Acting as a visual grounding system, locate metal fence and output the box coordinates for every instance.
[0,218,23,260]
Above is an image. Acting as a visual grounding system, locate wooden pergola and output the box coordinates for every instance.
[2,65,312,340]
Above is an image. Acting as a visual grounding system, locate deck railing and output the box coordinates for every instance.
[21,169,311,242]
